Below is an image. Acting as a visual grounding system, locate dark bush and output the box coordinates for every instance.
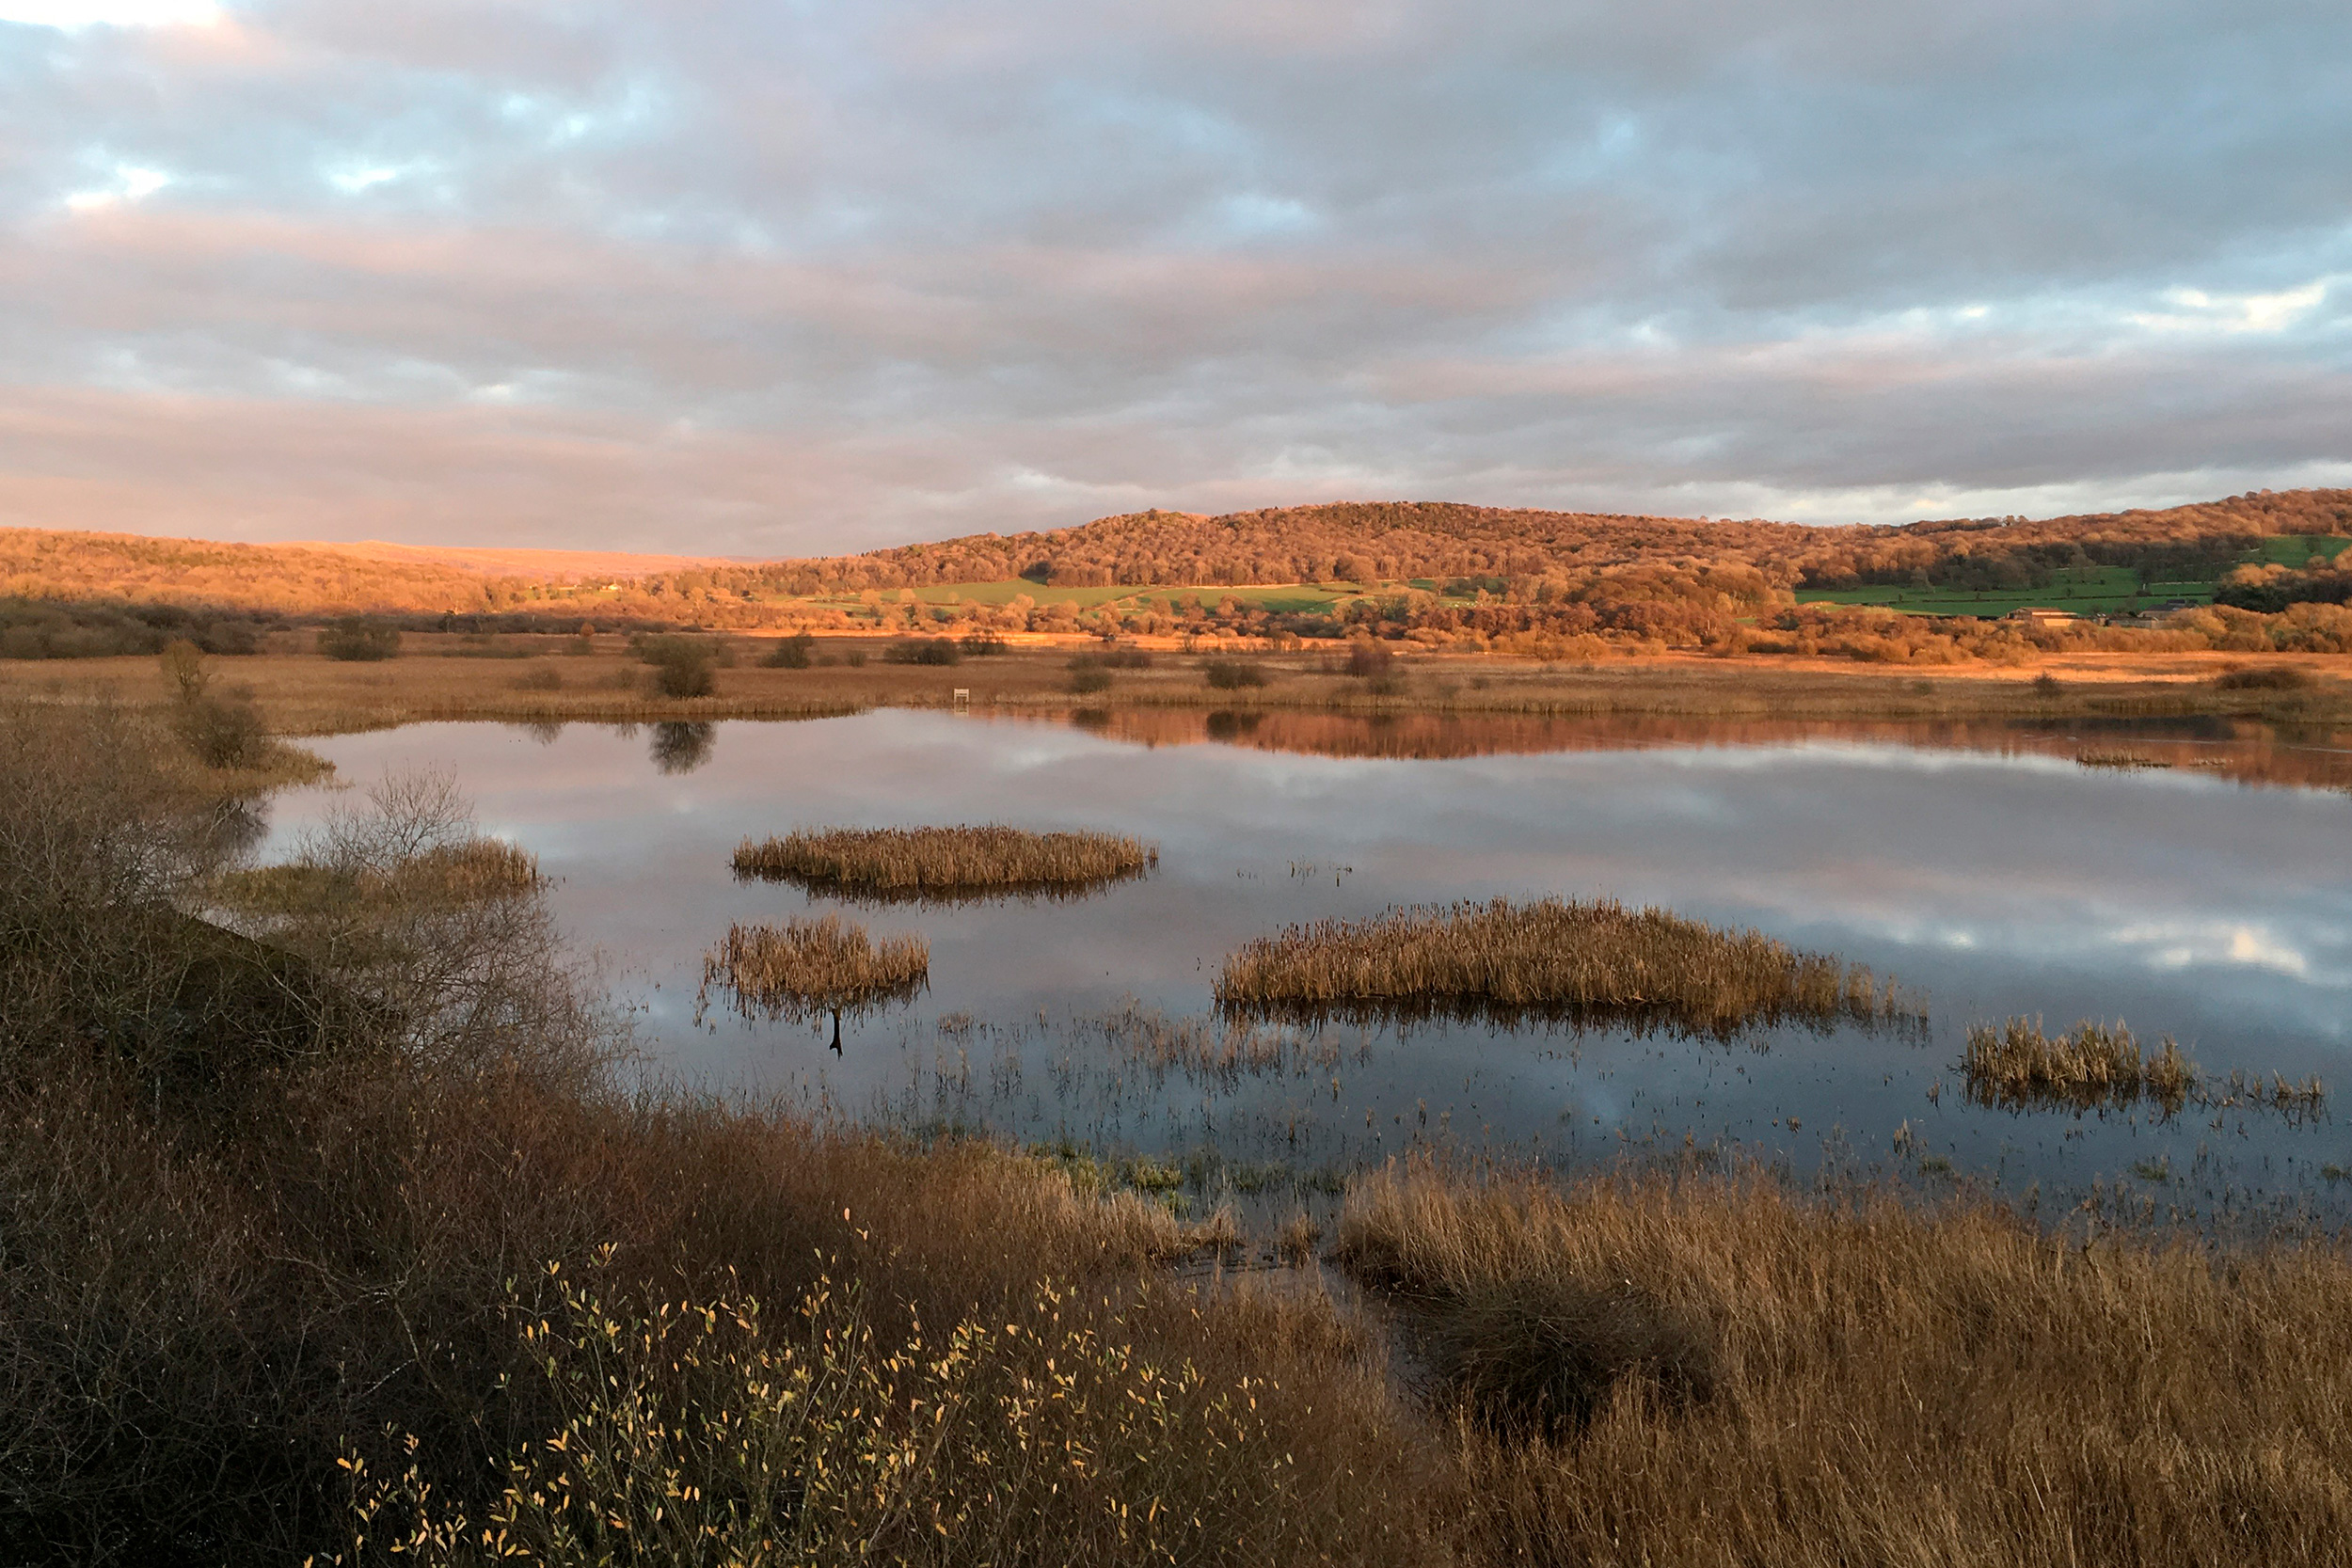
[1069,668,1114,694]
[958,632,1008,657]
[884,638,961,667]
[634,636,719,697]
[316,618,402,662]
[652,654,715,698]
[1345,640,1394,678]
[174,693,266,769]
[2214,665,2314,690]
[762,632,816,669]
[1202,658,1268,689]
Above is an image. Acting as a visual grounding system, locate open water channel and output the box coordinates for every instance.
[261,708,2352,1232]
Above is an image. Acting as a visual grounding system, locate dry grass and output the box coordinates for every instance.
[1334,1159,2352,1566]
[1965,1016,2325,1114]
[2077,749,2172,768]
[1216,896,1911,1037]
[732,823,1155,901]
[699,915,930,1034]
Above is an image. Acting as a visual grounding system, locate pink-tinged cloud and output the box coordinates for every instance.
[3,0,2349,552]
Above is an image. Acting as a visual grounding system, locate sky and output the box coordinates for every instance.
[4,0,2350,557]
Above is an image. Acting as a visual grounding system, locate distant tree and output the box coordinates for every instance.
[762,632,816,669]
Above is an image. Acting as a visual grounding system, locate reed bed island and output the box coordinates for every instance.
[1964,1017,2324,1113]
[732,823,1156,901]
[701,914,928,1047]
[1216,896,1909,1037]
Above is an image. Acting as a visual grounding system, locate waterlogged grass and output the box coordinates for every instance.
[1964,1017,2325,1115]
[732,824,1157,902]
[700,916,929,1035]
[1216,896,1913,1038]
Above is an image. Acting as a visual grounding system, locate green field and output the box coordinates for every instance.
[1796,566,2216,619]
[2252,534,2352,565]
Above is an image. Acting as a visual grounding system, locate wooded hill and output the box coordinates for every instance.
[7,488,2352,662]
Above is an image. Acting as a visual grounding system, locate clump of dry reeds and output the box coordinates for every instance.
[1965,1016,2323,1114]
[700,915,928,1044]
[1216,896,1908,1037]
[731,824,1155,902]
[2076,750,2172,769]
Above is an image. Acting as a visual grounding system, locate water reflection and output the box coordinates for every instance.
[650,721,716,775]
[1051,706,2352,791]
[262,711,2352,1229]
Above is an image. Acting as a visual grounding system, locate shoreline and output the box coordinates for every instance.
[4,641,2349,737]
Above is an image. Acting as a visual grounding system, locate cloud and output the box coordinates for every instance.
[2,0,2349,552]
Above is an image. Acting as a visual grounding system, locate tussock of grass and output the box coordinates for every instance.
[731,823,1156,902]
[1963,1016,2323,1114]
[700,915,928,1030]
[1216,896,1909,1037]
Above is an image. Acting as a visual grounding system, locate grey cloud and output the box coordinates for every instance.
[0,0,2347,552]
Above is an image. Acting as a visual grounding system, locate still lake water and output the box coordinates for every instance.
[264,709,2352,1228]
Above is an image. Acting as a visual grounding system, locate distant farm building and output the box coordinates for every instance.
[2006,608,2083,626]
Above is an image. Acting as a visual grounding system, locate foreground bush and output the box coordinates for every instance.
[350,1268,1316,1568]
[731,823,1157,901]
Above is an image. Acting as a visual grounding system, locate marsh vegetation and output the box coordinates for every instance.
[732,823,1157,901]
[1964,1017,2325,1114]
[1216,896,1911,1037]
[700,914,930,1048]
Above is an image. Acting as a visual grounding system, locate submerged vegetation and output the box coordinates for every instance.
[732,823,1157,901]
[1964,1017,2325,1114]
[1216,896,1911,1037]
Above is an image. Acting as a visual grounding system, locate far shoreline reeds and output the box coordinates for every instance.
[1215,896,1915,1038]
